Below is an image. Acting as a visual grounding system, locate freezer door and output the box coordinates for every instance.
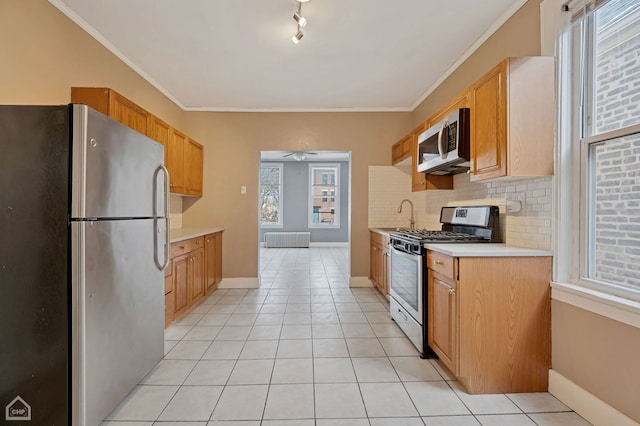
[71,104,166,219]
[71,219,164,426]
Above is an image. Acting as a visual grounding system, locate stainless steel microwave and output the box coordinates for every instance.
[417,108,470,175]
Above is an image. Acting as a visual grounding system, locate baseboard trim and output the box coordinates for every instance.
[218,277,259,289]
[349,276,374,288]
[549,369,638,426]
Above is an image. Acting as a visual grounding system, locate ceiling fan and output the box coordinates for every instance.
[282,151,317,161]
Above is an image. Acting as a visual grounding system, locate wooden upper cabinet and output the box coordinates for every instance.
[71,87,150,135]
[469,57,554,181]
[184,138,204,197]
[149,115,171,165]
[168,129,186,194]
[71,87,205,197]
[391,133,412,165]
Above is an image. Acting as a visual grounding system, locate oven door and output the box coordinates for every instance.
[389,246,423,323]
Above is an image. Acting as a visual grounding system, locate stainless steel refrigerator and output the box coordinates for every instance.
[0,104,169,425]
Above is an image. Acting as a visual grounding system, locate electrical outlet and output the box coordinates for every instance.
[507,193,526,204]
[241,186,247,195]
[506,193,525,213]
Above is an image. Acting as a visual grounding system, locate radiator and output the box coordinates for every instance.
[264,232,310,248]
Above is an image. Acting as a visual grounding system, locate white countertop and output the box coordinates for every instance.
[424,243,553,257]
[170,227,224,243]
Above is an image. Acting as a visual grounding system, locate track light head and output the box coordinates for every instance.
[292,30,304,44]
[293,11,307,27]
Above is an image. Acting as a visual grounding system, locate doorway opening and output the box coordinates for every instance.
[257,151,352,289]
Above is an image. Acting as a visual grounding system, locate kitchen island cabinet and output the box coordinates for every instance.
[468,57,554,181]
[427,248,551,394]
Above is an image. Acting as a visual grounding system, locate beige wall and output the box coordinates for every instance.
[182,112,411,278]
[553,301,640,421]
[0,0,185,129]
[412,0,542,125]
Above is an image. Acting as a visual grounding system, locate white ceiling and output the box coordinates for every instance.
[50,0,527,112]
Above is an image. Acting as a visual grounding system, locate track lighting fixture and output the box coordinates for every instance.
[291,0,310,44]
[293,11,307,27]
[292,30,304,44]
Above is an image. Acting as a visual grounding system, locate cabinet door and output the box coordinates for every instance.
[205,234,217,294]
[469,60,507,181]
[149,115,171,166]
[173,254,190,316]
[168,129,186,193]
[184,138,204,196]
[110,92,150,135]
[370,241,378,286]
[190,247,205,304]
[214,232,223,284]
[428,270,458,375]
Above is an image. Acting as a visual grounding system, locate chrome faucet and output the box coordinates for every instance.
[397,199,415,230]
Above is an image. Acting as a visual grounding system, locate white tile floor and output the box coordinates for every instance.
[103,247,592,426]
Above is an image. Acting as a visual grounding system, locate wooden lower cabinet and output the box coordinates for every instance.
[164,275,174,328]
[427,251,551,394]
[189,247,205,304]
[428,270,458,375]
[205,232,223,295]
[369,231,389,297]
[166,232,223,327]
[173,253,190,317]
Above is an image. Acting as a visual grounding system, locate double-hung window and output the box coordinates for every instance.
[309,164,340,227]
[563,0,640,299]
[260,163,283,227]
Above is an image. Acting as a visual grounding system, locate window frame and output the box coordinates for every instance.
[561,0,640,301]
[259,162,284,228]
[308,163,340,228]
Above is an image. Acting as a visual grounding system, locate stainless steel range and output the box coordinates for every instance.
[388,205,500,358]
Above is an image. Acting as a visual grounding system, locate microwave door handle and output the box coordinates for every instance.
[437,120,449,159]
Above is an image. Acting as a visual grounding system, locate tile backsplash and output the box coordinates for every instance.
[368,166,552,250]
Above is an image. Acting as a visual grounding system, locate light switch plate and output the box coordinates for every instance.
[241,186,247,194]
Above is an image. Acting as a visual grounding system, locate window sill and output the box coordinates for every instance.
[551,281,640,329]
[261,224,283,229]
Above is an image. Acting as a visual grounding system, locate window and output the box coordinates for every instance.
[260,163,283,227]
[309,164,340,227]
[564,0,640,298]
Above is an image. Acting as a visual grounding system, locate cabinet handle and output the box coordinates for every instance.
[448,288,456,295]
[434,260,443,265]
[466,170,473,175]
[179,245,185,249]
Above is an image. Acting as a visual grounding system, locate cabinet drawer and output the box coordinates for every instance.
[427,251,456,280]
[370,231,389,247]
[171,237,204,258]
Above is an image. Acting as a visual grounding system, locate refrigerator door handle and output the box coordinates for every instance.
[153,165,171,270]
